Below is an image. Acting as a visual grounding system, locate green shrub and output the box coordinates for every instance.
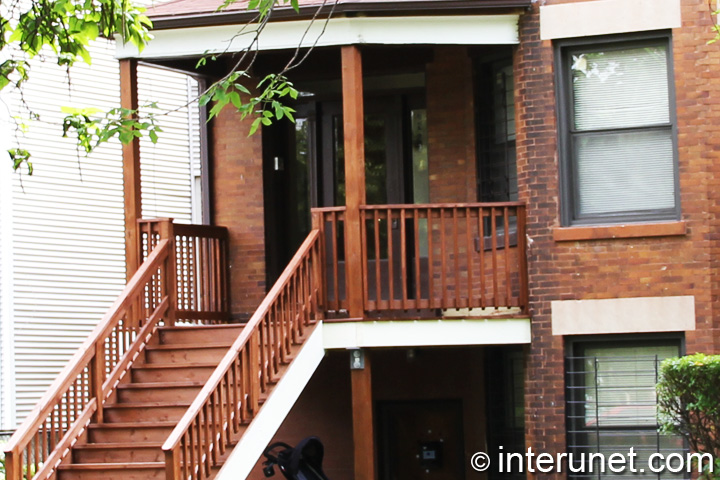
[658,353,720,478]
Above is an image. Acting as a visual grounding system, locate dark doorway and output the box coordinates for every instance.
[263,92,429,292]
[378,399,465,480]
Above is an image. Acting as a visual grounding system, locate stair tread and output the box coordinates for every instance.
[117,381,205,389]
[88,422,176,429]
[158,324,243,331]
[58,462,164,470]
[74,442,162,449]
[132,362,217,369]
[104,401,192,408]
[144,342,231,350]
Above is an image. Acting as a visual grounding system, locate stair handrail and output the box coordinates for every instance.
[163,229,323,480]
[3,239,174,480]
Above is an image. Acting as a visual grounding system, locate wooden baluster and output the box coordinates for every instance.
[479,208,486,308]
[330,213,339,310]
[232,360,240,432]
[453,208,460,309]
[491,207,499,307]
[414,209,421,307]
[427,208,434,309]
[373,210,381,308]
[203,404,211,476]
[440,208,447,308]
[386,208,394,308]
[311,212,325,313]
[360,210,369,311]
[504,207,511,306]
[466,208,474,308]
[400,208,408,309]
[250,330,261,413]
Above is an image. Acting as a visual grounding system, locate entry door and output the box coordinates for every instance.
[378,400,466,480]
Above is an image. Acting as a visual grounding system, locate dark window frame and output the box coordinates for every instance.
[555,31,681,227]
[565,335,687,480]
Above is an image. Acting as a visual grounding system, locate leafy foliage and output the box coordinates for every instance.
[4,0,329,174]
[657,353,720,478]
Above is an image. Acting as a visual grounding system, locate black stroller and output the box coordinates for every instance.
[262,436,330,480]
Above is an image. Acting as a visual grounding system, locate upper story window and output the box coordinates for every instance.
[556,33,680,226]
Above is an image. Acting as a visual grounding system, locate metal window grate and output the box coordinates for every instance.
[565,354,687,480]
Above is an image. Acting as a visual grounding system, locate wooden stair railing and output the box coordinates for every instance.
[3,238,174,480]
[162,229,323,480]
[139,219,231,324]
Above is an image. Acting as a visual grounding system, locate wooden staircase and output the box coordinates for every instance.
[57,324,242,480]
[3,221,324,480]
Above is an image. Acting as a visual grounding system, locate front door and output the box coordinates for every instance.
[378,400,466,480]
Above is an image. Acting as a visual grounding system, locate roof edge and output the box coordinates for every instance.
[149,0,531,30]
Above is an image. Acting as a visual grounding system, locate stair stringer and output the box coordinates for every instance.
[215,321,326,480]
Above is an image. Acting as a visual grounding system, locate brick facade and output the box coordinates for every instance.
[427,46,478,203]
[514,2,720,477]
[211,105,267,319]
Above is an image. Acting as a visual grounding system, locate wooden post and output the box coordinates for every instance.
[91,343,105,423]
[4,450,18,480]
[351,349,375,480]
[158,219,177,326]
[311,211,326,314]
[120,59,142,281]
[165,447,181,480]
[341,45,366,318]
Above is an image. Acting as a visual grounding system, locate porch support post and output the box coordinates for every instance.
[351,349,375,480]
[120,59,142,280]
[341,45,366,318]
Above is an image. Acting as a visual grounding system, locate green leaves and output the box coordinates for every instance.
[1,0,152,94]
[200,71,297,136]
[657,353,720,479]
[8,149,33,175]
[60,105,162,157]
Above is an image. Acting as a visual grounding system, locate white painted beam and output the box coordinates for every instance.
[322,318,531,349]
[116,14,520,60]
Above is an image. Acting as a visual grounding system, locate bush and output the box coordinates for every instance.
[657,353,720,478]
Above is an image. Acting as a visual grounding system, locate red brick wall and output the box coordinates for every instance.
[211,105,267,319]
[515,1,720,477]
[427,46,478,203]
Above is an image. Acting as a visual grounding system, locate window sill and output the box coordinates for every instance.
[553,221,686,242]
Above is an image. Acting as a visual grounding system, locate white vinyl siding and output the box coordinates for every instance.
[5,40,127,425]
[139,66,201,224]
[0,43,202,428]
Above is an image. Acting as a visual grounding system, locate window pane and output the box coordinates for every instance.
[572,46,670,131]
[575,130,675,216]
[583,346,678,427]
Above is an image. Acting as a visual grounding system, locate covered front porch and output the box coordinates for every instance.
[117,9,529,322]
[114,5,532,479]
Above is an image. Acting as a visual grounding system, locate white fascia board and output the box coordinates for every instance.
[116,14,520,60]
[322,318,531,349]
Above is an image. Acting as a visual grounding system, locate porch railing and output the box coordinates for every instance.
[313,202,528,314]
[139,219,230,323]
[3,238,173,480]
[162,229,323,479]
